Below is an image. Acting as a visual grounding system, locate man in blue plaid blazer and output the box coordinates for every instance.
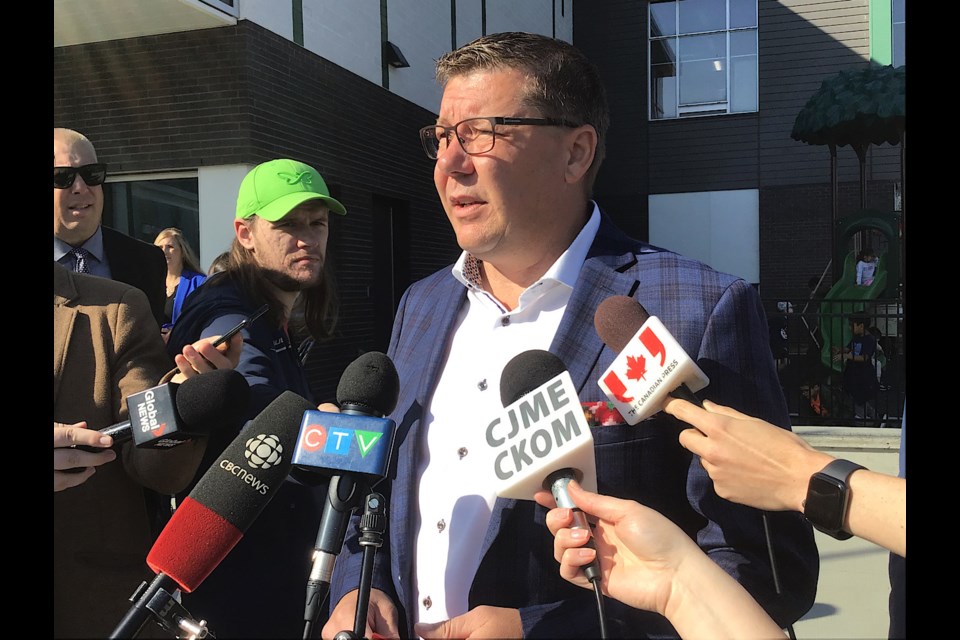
[326,32,818,639]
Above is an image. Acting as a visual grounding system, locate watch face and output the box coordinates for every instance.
[805,474,845,531]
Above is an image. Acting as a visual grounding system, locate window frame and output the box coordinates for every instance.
[648,0,759,121]
[102,171,202,256]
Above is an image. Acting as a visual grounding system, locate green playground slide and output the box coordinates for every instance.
[819,251,888,372]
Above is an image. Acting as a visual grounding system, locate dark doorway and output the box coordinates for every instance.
[371,196,411,351]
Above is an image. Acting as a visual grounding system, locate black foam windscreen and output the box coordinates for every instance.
[175,369,251,434]
[148,391,317,592]
[188,390,316,531]
[594,296,651,353]
[499,349,567,407]
[335,351,400,417]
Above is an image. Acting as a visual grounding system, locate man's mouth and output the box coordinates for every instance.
[452,197,483,206]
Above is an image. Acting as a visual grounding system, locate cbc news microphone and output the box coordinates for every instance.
[491,349,601,582]
[110,390,318,639]
[292,351,399,629]
[594,295,709,424]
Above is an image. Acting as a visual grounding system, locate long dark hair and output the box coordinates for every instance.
[210,234,339,341]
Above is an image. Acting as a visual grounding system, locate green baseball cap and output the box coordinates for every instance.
[235,158,347,221]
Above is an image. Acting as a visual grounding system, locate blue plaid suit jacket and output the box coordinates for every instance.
[329,213,818,638]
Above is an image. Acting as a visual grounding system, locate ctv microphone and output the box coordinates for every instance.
[594,295,709,424]
[293,351,399,629]
[493,349,601,582]
[110,391,318,639]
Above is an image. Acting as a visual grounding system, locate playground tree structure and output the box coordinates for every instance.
[791,63,905,289]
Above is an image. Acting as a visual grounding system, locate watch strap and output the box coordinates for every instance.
[805,458,866,540]
[818,458,866,482]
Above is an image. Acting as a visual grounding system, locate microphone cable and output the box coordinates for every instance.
[590,572,610,639]
[762,513,796,640]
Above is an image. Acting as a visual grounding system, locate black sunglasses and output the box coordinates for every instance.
[53,163,108,189]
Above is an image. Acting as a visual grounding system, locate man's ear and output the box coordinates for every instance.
[235,218,255,250]
[563,125,598,185]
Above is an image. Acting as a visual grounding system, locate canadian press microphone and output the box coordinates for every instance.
[597,297,795,637]
[109,390,318,640]
[293,351,399,629]
[594,295,709,424]
[492,349,601,583]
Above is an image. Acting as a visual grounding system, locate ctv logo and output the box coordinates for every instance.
[602,325,667,403]
[300,422,384,457]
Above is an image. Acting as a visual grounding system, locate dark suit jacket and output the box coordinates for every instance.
[102,225,167,326]
[329,213,819,638]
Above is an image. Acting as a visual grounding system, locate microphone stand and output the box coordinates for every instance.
[110,573,215,639]
[333,492,387,640]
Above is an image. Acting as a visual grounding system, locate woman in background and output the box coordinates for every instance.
[154,227,207,339]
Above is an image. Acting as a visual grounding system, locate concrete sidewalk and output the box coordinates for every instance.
[790,426,902,640]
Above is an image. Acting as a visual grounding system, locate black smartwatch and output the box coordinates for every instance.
[803,459,866,540]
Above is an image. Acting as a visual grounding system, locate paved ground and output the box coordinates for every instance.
[790,426,902,640]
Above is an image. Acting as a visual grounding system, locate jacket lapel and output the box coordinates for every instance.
[53,266,80,406]
[393,274,467,609]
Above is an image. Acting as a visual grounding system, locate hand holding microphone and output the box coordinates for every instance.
[491,349,601,583]
[127,368,251,448]
[54,421,116,491]
[534,481,788,640]
[56,368,251,481]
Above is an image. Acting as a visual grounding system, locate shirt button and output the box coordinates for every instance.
[423,596,432,610]
[458,447,468,459]
[437,519,446,533]
[477,379,487,391]
[501,316,510,326]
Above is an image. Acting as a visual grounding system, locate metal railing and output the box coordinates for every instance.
[764,297,905,428]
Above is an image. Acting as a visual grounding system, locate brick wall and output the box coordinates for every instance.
[54,21,459,401]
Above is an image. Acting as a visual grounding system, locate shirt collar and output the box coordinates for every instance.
[452,202,601,291]
[53,225,105,262]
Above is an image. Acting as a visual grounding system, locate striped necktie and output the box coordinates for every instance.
[71,247,91,274]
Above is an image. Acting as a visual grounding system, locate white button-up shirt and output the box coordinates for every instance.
[414,204,601,624]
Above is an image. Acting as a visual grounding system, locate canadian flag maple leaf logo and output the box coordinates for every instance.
[625,354,648,381]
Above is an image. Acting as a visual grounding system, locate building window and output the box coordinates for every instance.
[649,0,758,120]
[892,0,905,67]
[103,175,201,257]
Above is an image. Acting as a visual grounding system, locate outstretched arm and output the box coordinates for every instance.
[665,398,906,557]
[534,482,787,640]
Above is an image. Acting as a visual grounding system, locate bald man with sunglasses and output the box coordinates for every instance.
[53,127,167,326]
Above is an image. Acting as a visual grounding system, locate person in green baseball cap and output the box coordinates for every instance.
[163,158,346,639]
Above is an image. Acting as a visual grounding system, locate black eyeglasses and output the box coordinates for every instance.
[419,116,581,160]
[53,163,108,189]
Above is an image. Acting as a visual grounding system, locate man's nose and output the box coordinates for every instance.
[437,137,474,174]
[71,174,92,193]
